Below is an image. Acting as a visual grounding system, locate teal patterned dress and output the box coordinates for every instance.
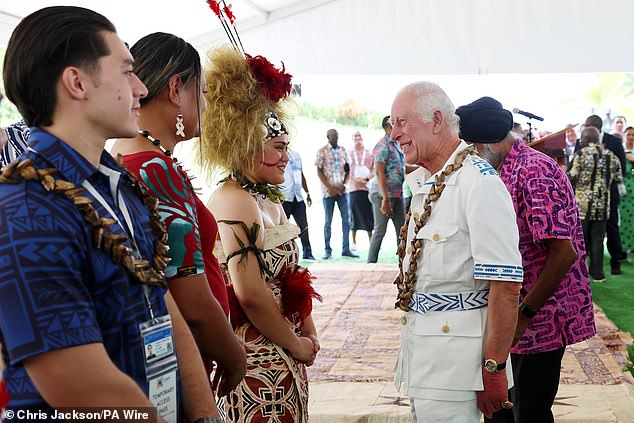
[620,152,634,252]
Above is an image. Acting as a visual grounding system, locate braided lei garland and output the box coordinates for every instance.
[0,158,171,287]
[394,146,475,311]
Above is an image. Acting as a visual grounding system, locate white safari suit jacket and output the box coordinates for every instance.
[395,141,523,401]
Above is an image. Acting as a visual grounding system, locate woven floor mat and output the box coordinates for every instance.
[306,263,634,386]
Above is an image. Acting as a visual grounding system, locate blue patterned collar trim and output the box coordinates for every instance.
[28,128,124,186]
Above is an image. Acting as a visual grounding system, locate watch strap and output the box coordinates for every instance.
[519,301,537,318]
[484,358,506,372]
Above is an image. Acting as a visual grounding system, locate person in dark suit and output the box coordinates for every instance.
[574,115,627,274]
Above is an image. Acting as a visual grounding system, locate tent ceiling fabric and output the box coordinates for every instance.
[0,0,631,75]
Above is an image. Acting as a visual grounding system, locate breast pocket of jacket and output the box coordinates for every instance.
[416,224,463,282]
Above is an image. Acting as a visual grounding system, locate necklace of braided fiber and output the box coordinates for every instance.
[394,145,475,311]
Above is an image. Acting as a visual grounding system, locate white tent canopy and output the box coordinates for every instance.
[0,0,633,75]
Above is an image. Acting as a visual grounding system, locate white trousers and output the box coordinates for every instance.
[410,397,480,423]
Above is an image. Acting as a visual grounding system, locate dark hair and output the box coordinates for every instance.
[585,114,603,131]
[382,115,391,129]
[130,32,202,107]
[625,126,634,133]
[3,6,116,127]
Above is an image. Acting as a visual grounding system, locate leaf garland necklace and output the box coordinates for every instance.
[394,146,474,311]
[0,158,171,287]
[220,173,285,204]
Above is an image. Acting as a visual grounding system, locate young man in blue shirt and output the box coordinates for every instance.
[0,6,220,422]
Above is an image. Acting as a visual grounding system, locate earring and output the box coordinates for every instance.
[176,113,186,137]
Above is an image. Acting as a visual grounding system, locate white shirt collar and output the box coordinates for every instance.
[406,140,469,195]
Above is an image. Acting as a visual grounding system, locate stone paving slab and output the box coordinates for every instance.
[309,382,634,422]
[307,263,634,422]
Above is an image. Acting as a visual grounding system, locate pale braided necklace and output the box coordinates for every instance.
[394,145,475,311]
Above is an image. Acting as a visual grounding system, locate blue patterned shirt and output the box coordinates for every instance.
[370,135,405,198]
[0,129,170,411]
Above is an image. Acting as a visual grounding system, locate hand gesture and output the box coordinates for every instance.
[211,360,246,397]
[512,311,530,347]
[380,197,392,215]
[303,335,320,367]
[476,368,512,419]
[289,336,318,364]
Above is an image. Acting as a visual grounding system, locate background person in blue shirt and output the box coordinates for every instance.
[0,6,218,421]
[281,148,317,261]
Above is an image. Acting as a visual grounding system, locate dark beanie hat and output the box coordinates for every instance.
[455,96,513,143]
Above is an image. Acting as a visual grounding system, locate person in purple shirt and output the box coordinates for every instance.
[456,97,596,423]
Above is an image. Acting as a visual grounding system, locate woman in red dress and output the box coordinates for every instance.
[109,32,246,399]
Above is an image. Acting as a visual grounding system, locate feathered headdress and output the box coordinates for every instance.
[198,1,294,178]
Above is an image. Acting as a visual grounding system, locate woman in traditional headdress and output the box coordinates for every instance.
[109,32,246,399]
[201,44,321,422]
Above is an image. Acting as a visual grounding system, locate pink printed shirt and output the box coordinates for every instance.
[499,141,596,354]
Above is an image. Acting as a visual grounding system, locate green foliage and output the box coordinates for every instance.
[592,256,634,341]
[623,342,634,377]
[563,73,634,119]
[0,46,23,127]
[296,98,383,129]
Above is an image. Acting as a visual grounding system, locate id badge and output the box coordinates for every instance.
[140,315,178,423]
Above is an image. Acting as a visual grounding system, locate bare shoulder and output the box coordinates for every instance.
[209,180,266,251]
[208,179,262,225]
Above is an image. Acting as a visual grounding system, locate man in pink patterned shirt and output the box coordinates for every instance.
[456,97,596,423]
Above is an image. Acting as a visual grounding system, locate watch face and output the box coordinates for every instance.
[484,359,497,373]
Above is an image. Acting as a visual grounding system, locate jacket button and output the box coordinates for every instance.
[400,315,408,325]
[441,324,450,333]
[432,233,440,242]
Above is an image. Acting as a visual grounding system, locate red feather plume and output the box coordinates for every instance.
[223,4,236,24]
[206,0,221,17]
[246,54,293,103]
[0,380,9,410]
[226,266,321,329]
[278,266,322,326]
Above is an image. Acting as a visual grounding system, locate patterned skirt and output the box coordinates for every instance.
[219,322,309,422]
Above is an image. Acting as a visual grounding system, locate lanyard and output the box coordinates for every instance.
[27,146,136,242]
[28,146,157,319]
[82,165,136,247]
[354,149,366,166]
[83,167,156,320]
[332,147,340,169]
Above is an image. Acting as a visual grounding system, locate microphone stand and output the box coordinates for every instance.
[527,119,533,144]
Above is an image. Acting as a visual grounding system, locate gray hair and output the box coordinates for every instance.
[581,126,600,146]
[398,81,460,136]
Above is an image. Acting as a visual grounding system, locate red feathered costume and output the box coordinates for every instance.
[227,265,321,329]
[0,379,9,411]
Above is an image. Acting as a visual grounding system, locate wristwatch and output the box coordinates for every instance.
[483,358,506,373]
[518,301,537,319]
